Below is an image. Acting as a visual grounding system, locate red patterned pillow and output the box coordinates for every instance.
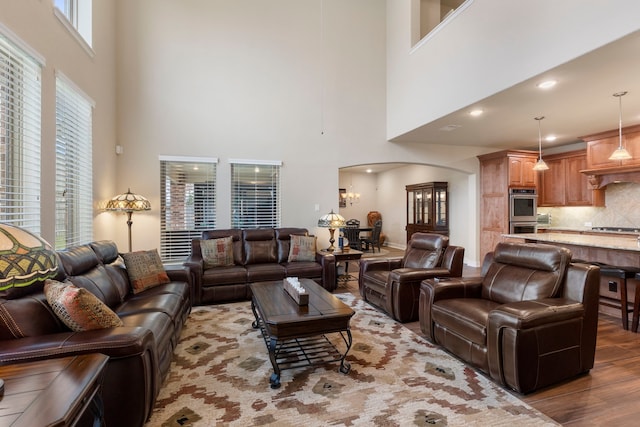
[288,235,317,262]
[201,236,235,268]
[122,249,170,294]
[44,279,123,331]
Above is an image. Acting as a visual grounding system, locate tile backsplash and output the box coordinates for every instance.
[538,182,640,229]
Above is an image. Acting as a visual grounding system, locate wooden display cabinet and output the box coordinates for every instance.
[405,182,448,242]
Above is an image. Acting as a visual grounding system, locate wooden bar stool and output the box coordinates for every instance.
[578,261,639,330]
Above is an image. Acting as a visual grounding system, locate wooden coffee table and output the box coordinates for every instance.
[249,278,355,389]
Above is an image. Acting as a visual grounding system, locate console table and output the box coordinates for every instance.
[0,353,108,427]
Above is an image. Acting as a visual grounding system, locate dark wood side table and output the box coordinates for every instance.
[0,353,109,427]
[321,249,363,286]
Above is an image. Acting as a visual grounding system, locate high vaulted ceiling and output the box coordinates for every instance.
[390,30,640,152]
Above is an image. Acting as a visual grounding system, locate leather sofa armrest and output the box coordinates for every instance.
[0,326,156,364]
[487,298,585,393]
[359,257,403,274]
[316,251,336,292]
[184,239,204,305]
[165,264,195,306]
[389,267,451,284]
[419,277,483,340]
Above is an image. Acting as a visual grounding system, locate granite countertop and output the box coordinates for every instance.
[537,226,640,235]
[502,232,640,252]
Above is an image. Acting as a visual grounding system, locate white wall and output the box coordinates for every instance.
[113,0,491,254]
[0,0,118,244]
[387,0,640,140]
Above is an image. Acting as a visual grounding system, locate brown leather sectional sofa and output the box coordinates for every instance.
[0,240,192,427]
[185,227,336,305]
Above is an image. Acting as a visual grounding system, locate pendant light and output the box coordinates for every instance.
[608,91,632,160]
[532,116,549,171]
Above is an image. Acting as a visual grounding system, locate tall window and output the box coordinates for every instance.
[0,30,42,233]
[55,73,93,249]
[230,160,281,229]
[54,0,93,48]
[160,156,217,262]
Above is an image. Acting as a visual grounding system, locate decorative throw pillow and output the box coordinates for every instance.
[288,235,317,262]
[122,249,170,294]
[44,279,123,332]
[201,237,235,269]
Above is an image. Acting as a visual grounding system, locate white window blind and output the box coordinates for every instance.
[230,160,281,229]
[160,157,217,262]
[0,32,42,233]
[55,73,93,249]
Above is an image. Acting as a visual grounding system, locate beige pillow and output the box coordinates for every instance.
[288,235,317,262]
[44,279,123,332]
[201,237,235,268]
[122,249,170,294]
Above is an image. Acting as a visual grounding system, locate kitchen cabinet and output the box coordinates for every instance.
[538,150,604,207]
[477,150,538,260]
[405,182,448,242]
[582,124,640,172]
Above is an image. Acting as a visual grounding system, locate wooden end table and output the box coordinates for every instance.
[321,249,363,286]
[249,278,355,389]
[0,353,108,427]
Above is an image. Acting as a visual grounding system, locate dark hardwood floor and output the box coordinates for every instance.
[341,248,640,426]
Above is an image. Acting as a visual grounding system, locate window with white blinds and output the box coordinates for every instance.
[0,31,42,233]
[55,73,93,249]
[230,160,281,229]
[160,156,217,262]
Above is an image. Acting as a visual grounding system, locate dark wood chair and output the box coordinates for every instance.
[343,220,361,250]
[361,219,382,252]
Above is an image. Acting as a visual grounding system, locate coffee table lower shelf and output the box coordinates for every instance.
[251,307,352,389]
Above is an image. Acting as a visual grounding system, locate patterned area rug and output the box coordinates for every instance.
[146,294,559,426]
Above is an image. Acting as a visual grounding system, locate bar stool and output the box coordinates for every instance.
[633,272,640,332]
[576,261,639,330]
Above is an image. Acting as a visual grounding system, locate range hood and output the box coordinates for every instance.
[581,166,640,189]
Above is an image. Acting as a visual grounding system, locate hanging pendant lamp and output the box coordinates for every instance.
[608,91,632,161]
[532,116,549,171]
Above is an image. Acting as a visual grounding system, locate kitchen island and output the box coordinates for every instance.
[503,232,640,258]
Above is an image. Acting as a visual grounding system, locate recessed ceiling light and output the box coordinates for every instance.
[439,124,462,132]
[366,169,372,173]
[469,109,483,117]
[545,135,557,142]
[537,80,557,89]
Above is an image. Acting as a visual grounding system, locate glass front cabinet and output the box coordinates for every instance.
[406,181,449,241]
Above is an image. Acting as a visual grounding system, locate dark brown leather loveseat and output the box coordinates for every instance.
[358,233,465,322]
[419,242,600,394]
[0,240,192,427]
[185,227,336,305]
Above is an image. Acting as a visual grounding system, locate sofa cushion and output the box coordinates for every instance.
[44,279,124,332]
[243,229,277,265]
[202,229,244,265]
[201,237,235,268]
[122,250,171,294]
[0,294,65,339]
[288,235,317,262]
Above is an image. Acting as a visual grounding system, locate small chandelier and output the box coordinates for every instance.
[340,185,360,206]
[608,91,632,161]
[532,116,549,171]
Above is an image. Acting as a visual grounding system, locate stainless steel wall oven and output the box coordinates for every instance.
[509,188,537,233]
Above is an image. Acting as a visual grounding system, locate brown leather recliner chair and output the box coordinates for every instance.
[419,242,600,394]
[358,233,464,322]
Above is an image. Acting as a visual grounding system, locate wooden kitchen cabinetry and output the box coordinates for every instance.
[538,150,604,207]
[477,150,538,260]
[582,124,640,171]
[580,124,640,189]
